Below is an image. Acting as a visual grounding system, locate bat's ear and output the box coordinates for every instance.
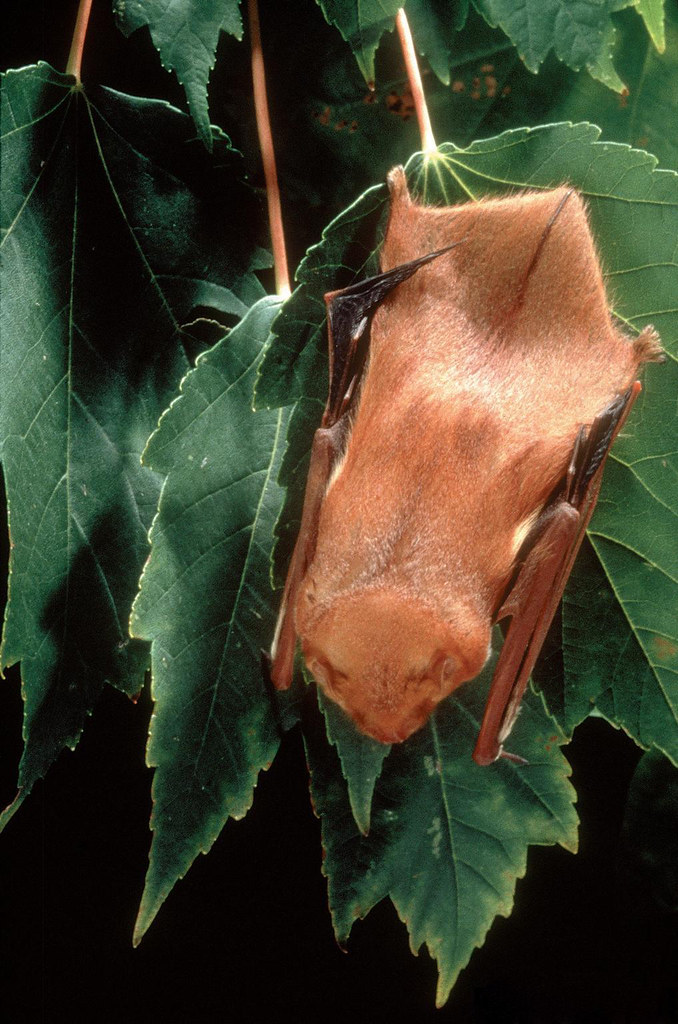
[387,166,411,205]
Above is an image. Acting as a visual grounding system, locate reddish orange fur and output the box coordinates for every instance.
[291,169,660,744]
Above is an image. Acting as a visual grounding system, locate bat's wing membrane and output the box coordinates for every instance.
[472,382,641,765]
[323,248,456,425]
[269,424,339,688]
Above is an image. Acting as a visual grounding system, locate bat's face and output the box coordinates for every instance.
[298,586,491,744]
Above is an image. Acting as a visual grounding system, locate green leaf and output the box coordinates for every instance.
[0,63,266,827]
[318,688,390,834]
[220,2,670,240]
[404,0,473,83]
[315,0,403,84]
[130,296,293,943]
[314,0,519,95]
[620,749,678,912]
[258,120,678,778]
[563,534,678,763]
[316,0,657,95]
[472,0,632,91]
[306,642,577,1007]
[114,0,243,148]
[551,3,678,173]
[255,182,385,411]
[636,0,666,52]
[269,395,323,590]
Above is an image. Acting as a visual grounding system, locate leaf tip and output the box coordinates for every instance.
[0,788,26,833]
[133,891,161,947]
[353,810,371,837]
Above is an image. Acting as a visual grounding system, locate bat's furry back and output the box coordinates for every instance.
[293,169,661,744]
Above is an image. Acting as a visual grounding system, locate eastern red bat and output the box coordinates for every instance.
[270,168,662,763]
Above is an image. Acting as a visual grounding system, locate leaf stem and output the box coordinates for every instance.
[395,8,436,155]
[248,0,291,299]
[66,0,94,84]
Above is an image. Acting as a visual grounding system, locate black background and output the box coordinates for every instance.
[1,3,677,1022]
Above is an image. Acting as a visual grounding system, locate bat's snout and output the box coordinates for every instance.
[300,587,492,742]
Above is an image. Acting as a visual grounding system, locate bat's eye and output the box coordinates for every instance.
[304,580,316,603]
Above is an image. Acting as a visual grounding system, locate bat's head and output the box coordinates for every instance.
[298,585,490,744]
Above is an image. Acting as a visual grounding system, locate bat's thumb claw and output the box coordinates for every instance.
[260,648,273,676]
[499,748,529,766]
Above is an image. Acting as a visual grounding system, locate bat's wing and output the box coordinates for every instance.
[270,248,457,690]
[322,247,457,426]
[472,382,641,765]
[269,423,340,688]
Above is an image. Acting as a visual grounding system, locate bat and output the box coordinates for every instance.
[270,167,662,764]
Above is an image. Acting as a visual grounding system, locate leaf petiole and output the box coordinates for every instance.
[395,9,436,155]
[66,0,94,84]
[248,0,291,299]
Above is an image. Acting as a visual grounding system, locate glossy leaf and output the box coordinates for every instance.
[114,0,243,148]
[551,3,678,173]
[306,641,577,1007]
[277,6,519,221]
[563,533,678,763]
[130,297,293,942]
[315,0,662,93]
[472,0,630,91]
[404,0,470,84]
[315,0,403,84]
[0,63,266,827]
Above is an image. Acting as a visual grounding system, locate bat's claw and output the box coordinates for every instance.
[260,648,273,678]
[499,748,529,766]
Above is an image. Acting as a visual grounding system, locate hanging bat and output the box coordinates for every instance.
[270,167,662,764]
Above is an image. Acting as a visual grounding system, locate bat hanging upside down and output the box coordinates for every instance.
[270,167,662,764]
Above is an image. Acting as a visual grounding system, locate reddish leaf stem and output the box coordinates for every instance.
[66,0,94,84]
[395,8,436,154]
[248,0,291,299]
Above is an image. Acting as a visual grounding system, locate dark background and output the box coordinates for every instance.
[1,3,677,1022]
